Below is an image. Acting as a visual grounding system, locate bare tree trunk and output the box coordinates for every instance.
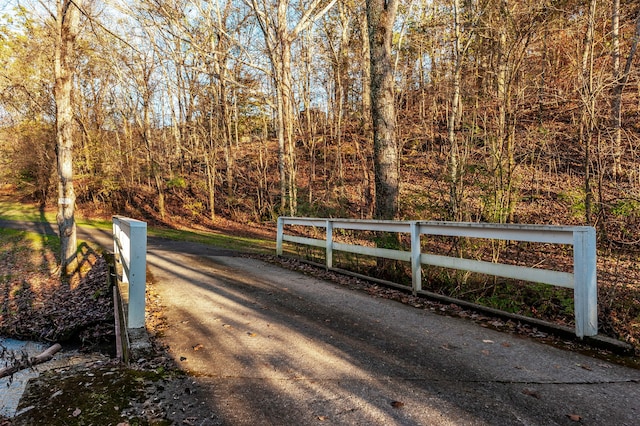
[249,0,336,217]
[281,45,298,215]
[580,0,597,224]
[493,0,509,223]
[611,5,640,179]
[274,67,288,213]
[360,13,374,217]
[611,0,621,179]
[207,89,217,220]
[361,14,372,133]
[448,0,463,221]
[54,0,79,275]
[367,0,399,220]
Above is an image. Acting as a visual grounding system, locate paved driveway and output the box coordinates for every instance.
[145,244,640,425]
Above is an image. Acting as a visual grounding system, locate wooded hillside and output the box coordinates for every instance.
[1,0,640,347]
[1,0,639,241]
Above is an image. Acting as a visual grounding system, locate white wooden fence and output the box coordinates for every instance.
[113,216,147,329]
[276,217,598,338]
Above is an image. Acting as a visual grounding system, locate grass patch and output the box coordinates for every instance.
[148,226,273,254]
[0,199,52,222]
[0,199,273,254]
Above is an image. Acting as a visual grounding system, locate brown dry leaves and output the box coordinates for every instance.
[0,240,114,346]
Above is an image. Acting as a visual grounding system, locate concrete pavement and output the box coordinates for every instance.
[145,242,640,425]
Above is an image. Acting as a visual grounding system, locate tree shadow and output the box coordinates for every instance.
[0,229,37,341]
[38,204,59,274]
[0,223,112,346]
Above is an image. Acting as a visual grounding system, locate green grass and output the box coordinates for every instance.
[0,226,54,251]
[0,199,52,222]
[0,199,274,254]
[148,227,273,254]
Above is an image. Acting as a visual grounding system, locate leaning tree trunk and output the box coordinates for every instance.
[448,0,463,221]
[367,0,399,220]
[611,4,640,179]
[360,13,374,218]
[54,0,79,275]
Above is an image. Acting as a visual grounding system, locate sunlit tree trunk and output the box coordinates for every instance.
[580,0,597,224]
[611,4,640,179]
[281,44,298,215]
[359,12,374,218]
[448,0,463,221]
[54,0,79,275]
[367,0,399,220]
[492,0,509,223]
[611,0,621,179]
[249,0,336,216]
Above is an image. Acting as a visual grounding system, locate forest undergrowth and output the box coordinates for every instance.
[2,129,640,353]
[107,137,639,353]
[69,171,640,353]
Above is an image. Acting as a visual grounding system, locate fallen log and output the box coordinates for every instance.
[0,343,62,379]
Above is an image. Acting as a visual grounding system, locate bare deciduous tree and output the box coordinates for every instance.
[248,0,337,216]
[54,0,80,274]
[367,0,399,220]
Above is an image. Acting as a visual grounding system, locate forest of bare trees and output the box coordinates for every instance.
[1,0,640,246]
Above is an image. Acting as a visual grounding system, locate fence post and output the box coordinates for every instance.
[276,217,284,256]
[573,227,597,338]
[411,222,422,295]
[113,218,118,261]
[326,220,333,270]
[127,221,147,329]
[120,224,130,284]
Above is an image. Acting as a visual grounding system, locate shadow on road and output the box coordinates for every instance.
[144,248,640,425]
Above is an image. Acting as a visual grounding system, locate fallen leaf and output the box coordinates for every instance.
[391,400,405,408]
[192,344,203,351]
[247,332,257,337]
[567,413,582,422]
[501,342,511,347]
[522,388,540,399]
[317,415,328,421]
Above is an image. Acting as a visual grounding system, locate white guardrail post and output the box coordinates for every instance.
[276,217,284,256]
[326,220,333,269]
[276,217,599,338]
[410,222,422,295]
[113,216,147,329]
[573,227,598,338]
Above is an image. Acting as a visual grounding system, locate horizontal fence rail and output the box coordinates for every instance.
[113,216,147,329]
[276,217,597,338]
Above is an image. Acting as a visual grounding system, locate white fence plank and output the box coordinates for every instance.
[276,217,598,338]
[421,254,574,288]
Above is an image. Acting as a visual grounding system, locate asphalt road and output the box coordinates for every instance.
[4,220,640,425]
